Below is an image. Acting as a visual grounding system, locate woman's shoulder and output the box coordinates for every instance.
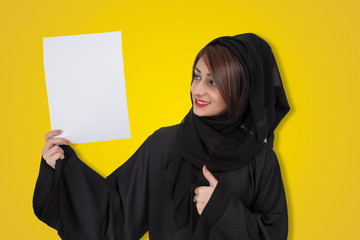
[251,133,281,176]
[147,123,180,144]
[143,124,180,159]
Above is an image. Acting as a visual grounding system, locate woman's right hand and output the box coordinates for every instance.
[42,130,71,169]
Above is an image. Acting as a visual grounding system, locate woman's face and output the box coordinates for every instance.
[191,57,228,117]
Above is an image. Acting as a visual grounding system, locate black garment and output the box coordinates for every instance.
[33,124,288,240]
[166,33,290,237]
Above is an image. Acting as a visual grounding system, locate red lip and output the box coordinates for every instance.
[194,97,209,107]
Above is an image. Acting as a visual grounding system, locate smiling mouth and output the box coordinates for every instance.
[194,97,210,107]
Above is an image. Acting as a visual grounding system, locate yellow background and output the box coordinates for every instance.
[1,0,359,239]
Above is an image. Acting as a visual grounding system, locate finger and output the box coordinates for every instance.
[48,152,64,162]
[43,146,64,161]
[194,194,203,204]
[48,137,71,145]
[194,186,207,195]
[47,145,64,157]
[44,137,71,152]
[203,165,218,187]
[45,152,64,169]
[195,192,208,203]
[45,130,63,142]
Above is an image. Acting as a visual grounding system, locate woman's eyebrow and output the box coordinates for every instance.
[195,67,212,76]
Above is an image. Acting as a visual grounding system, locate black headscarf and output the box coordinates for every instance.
[164,33,290,235]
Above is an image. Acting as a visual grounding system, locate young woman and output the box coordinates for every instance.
[33,33,290,240]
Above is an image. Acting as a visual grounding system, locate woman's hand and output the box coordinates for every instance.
[41,130,71,169]
[194,165,218,215]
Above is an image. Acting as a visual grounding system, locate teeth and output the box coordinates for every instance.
[197,100,209,104]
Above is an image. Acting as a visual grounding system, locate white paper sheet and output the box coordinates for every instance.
[43,31,130,143]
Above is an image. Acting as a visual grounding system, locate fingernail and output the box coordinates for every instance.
[66,140,71,144]
[57,130,62,133]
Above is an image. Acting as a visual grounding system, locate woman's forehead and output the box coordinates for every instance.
[195,56,211,74]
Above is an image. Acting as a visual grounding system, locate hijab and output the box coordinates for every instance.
[164,33,290,236]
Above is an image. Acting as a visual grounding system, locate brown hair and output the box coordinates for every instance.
[191,43,247,119]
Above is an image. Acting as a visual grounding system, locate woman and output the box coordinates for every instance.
[33,33,290,240]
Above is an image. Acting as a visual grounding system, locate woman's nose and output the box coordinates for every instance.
[192,81,206,96]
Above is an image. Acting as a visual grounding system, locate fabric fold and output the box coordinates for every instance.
[196,134,287,239]
[192,178,233,240]
[33,138,151,240]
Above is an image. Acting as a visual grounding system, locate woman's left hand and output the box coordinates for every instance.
[194,165,218,215]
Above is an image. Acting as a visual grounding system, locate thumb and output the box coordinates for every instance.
[203,165,218,187]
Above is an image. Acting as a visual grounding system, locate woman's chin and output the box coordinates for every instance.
[193,107,230,119]
[193,108,217,118]
[193,108,207,117]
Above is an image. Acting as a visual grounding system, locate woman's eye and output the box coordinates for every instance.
[194,75,201,80]
[209,80,216,86]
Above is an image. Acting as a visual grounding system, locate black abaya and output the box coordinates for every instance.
[33,124,288,240]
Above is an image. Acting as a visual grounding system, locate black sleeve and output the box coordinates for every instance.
[32,137,151,240]
[194,146,288,240]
